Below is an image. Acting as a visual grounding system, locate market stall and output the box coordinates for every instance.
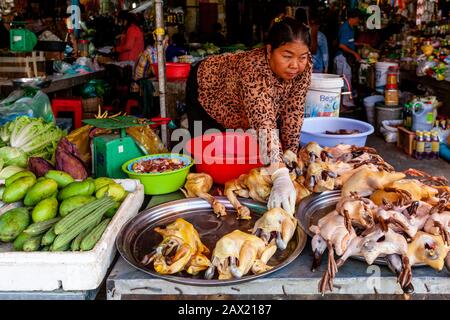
[102,131,450,300]
[1,0,450,302]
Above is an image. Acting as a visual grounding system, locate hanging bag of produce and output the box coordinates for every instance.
[0,89,54,125]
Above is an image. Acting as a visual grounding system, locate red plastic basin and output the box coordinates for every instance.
[152,63,191,80]
[185,132,263,184]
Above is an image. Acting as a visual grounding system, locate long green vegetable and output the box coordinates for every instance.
[54,197,114,235]
[52,201,116,250]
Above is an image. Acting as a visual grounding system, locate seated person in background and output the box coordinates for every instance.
[309,15,329,73]
[115,12,144,63]
[209,23,227,47]
[295,8,328,73]
[166,33,188,62]
[131,35,157,117]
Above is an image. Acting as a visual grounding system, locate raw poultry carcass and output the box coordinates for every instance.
[181,173,227,217]
[224,165,311,220]
[141,218,211,275]
[370,179,439,206]
[204,230,277,280]
[408,231,450,271]
[224,167,272,220]
[283,149,305,177]
[293,180,312,201]
[332,225,412,294]
[252,208,297,250]
[404,168,449,187]
[336,193,377,229]
[309,210,356,275]
[333,164,380,188]
[375,208,422,239]
[324,145,393,172]
[423,211,450,242]
[323,144,379,162]
[305,161,337,193]
[298,142,333,164]
[381,201,435,235]
[341,168,406,197]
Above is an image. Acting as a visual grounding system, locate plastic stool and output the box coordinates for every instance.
[125,99,139,115]
[102,105,114,112]
[52,97,83,129]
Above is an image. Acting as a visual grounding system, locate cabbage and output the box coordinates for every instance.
[1,116,65,161]
[0,165,25,180]
[0,146,28,167]
[0,122,12,145]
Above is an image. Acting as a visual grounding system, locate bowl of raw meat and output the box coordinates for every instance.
[122,153,193,195]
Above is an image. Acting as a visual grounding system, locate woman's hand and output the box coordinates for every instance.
[268,167,296,215]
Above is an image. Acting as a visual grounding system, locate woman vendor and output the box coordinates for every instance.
[186,17,312,215]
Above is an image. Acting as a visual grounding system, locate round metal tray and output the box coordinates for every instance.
[296,190,424,267]
[116,196,307,286]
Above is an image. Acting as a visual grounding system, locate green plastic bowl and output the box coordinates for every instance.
[122,153,193,195]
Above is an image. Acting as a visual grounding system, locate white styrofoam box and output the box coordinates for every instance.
[0,179,144,291]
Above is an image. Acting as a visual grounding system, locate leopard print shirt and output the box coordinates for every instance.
[197,47,312,163]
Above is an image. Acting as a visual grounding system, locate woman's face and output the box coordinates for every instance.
[267,40,310,81]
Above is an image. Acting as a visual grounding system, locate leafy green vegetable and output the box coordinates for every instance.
[0,165,25,180]
[0,116,65,163]
[0,147,27,167]
[0,122,12,145]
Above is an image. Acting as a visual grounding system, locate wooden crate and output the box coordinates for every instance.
[397,126,415,156]
[0,51,46,78]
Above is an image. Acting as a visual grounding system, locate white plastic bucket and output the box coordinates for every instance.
[305,73,344,118]
[375,61,398,93]
[363,95,384,126]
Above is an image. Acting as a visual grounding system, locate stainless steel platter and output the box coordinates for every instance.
[296,190,424,267]
[116,196,307,286]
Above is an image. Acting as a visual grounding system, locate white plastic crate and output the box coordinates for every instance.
[0,179,144,291]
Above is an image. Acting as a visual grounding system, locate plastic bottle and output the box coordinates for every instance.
[431,131,440,159]
[424,131,432,159]
[415,131,425,160]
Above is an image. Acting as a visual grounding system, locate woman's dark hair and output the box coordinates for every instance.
[266,16,310,50]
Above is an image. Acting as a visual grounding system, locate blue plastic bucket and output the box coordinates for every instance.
[300,117,374,147]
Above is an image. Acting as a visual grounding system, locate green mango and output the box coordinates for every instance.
[95,183,126,202]
[0,207,30,242]
[94,177,115,192]
[24,178,58,207]
[5,171,36,187]
[31,198,59,223]
[58,180,95,201]
[45,170,74,189]
[2,176,36,203]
